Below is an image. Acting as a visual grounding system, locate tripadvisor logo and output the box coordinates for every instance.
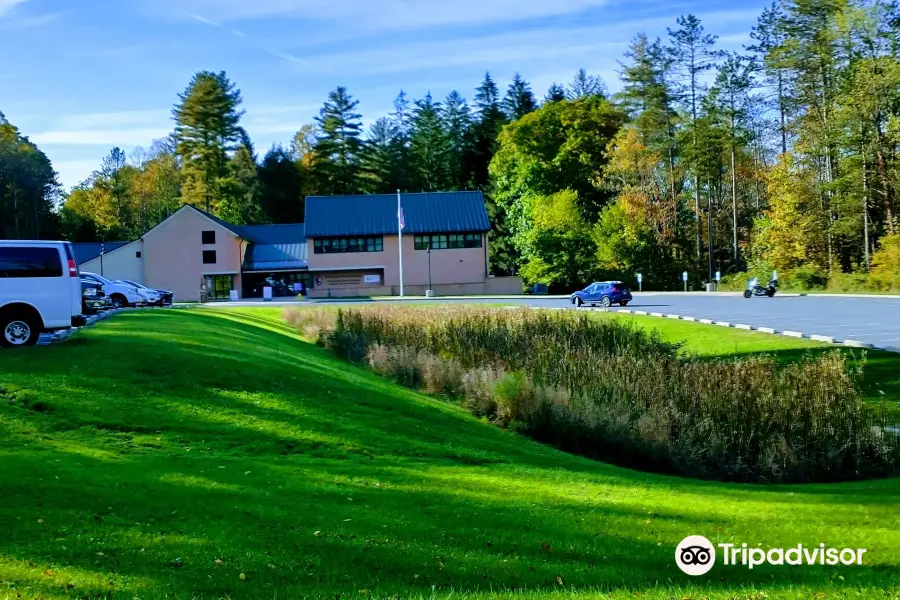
[675,536,867,576]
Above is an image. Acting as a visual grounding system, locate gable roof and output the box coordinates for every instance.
[304,191,491,238]
[72,242,130,265]
[238,223,306,245]
[186,205,246,238]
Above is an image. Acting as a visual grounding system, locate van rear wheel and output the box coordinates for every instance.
[1,314,40,347]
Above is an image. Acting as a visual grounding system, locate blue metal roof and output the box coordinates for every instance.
[238,223,306,245]
[72,242,129,265]
[304,191,491,237]
[243,243,308,272]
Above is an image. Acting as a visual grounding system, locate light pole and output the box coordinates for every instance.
[426,244,433,295]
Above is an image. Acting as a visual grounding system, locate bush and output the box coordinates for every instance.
[285,305,897,483]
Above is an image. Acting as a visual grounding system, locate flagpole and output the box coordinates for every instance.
[397,189,404,297]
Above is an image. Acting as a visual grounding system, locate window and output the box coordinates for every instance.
[415,233,482,251]
[203,250,217,264]
[135,251,142,258]
[0,247,63,278]
[313,237,384,254]
[202,231,216,245]
[205,274,234,301]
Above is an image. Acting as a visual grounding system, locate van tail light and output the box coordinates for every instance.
[68,259,78,277]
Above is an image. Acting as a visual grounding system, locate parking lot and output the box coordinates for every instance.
[449,293,900,350]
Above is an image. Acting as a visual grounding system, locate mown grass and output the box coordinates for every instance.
[0,307,898,599]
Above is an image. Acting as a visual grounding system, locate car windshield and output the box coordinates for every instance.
[118,280,147,289]
[87,273,113,285]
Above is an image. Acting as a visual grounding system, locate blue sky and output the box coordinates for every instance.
[0,0,769,189]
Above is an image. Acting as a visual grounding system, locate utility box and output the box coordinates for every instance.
[531,283,549,295]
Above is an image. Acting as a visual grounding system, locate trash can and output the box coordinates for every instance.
[705,283,717,292]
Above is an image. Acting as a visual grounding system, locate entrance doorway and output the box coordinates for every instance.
[205,274,235,301]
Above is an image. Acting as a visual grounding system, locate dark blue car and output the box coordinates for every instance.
[570,281,633,308]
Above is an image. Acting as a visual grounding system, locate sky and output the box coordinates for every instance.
[0,0,770,190]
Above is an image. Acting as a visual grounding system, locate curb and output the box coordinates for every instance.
[605,310,897,354]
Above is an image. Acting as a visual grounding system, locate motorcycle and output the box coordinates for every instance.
[744,277,778,298]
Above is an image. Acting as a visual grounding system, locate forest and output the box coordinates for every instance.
[2,0,900,292]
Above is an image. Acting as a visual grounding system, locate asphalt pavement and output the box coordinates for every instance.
[451,294,900,350]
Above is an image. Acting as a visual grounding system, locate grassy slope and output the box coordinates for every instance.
[0,307,897,599]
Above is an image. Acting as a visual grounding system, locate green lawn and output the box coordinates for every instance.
[0,307,898,599]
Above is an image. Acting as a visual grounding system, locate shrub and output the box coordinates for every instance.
[870,233,900,291]
[284,305,897,482]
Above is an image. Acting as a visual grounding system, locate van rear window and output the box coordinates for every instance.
[0,247,63,278]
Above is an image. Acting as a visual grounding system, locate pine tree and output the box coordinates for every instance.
[360,118,399,193]
[502,73,537,120]
[443,91,472,189]
[567,68,607,99]
[710,52,755,263]
[545,83,567,103]
[409,93,452,191]
[617,33,681,239]
[173,71,245,212]
[312,86,364,195]
[467,72,508,189]
[218,143,263,225]
[258,145,306,223]
[668,14,722,260]
[748,2,791,155]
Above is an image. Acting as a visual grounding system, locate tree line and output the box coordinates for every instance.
[3,0,900,291]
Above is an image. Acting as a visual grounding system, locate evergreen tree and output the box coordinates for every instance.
[502,73,538,120]
[748,2,791,155]
[545,83,567,103]
[409,93,452,191]
[360,118,399,193]
[567,68,607,99]
[668,14,722,260]
[258,145,306,223]
[312,86,364,194]
[218,143,264,225]
[467,72,508,189]
[443,91,473,189]
[710,52,756,263]
[616,33,682,242]
[173,71,245,212]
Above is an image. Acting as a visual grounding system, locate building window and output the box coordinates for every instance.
[414,233,482,250]
[202,231,216,245]
[205,274,234,301]
[203,250,217,264]
[313,237,384,254]
[135,251,142,258]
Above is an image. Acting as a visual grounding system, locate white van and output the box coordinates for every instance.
[0,241,85,347]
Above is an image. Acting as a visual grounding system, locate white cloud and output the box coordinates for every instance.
[167,0,615,30]
[270,8,759,76]
[0,0,28,19]
[32,128,174,146]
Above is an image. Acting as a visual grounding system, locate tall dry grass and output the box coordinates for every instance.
[284,305,898,482]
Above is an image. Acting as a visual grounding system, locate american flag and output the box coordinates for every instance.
[398,206,406,230]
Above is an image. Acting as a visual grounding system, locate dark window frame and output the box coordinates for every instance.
[415,233,482,251]
[202,250,217,265]
[313,236,384,254]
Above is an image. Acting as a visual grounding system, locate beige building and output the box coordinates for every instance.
[73,192,521,301]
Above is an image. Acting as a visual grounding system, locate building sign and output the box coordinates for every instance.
[363,274,381,284]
